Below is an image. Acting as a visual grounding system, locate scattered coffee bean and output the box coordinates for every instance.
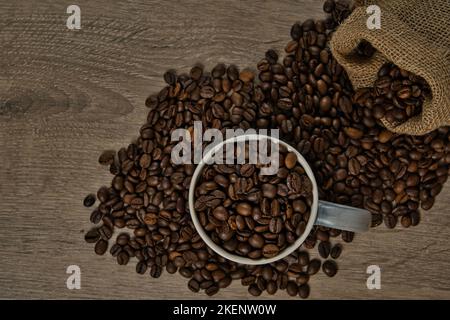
[83,194,96,207]
[322,260,338,277]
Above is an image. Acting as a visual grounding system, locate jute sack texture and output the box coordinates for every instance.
[330,0,450,135]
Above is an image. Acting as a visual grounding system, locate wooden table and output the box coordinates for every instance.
[0,0,449,299]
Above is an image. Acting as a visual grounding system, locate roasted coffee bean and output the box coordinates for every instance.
[341,231,354,243]
[285,152,297,169]
[298,284,310,299]
[83,194,96,207]
[286,281,298,296]
[318,241,331,259]
[136,261,147,274]
[96,186,109,204]
[298,251,309,266]
[322,260,338,277]
[384,214,397,229]
[84,228,100,243]
[188,279,200,293]
[266,280,278,295]
[249,234,265,249]
[307,259,321,275]
[117,251,129,265]
[98,150,116,166]
[330,244,343,259]
[150,265,162,278]
[163,70,177,85]
[90,209,103,224]
[179,267,193,278]
[262,244,279,258]
[248,283,262,296]
[94,239,108,255]
[296,273,310,285]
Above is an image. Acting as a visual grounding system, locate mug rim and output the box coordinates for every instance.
[188,133,319,265]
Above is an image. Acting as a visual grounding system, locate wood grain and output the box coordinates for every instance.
[0,0,449,299]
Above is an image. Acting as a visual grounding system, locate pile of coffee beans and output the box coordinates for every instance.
[194,146,312,259]
[370,63,431,124]
[83,0,449,298]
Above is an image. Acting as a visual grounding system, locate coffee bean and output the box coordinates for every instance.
[248,283,262,296]
[188,279,200,293]
[296,273,309,285]
[83,194,96,207]
[269,217,283,234]
[96,187,109,203]
[266,280,278,295]
[318,241,331,259]
[322,260,338,277]
[343,127,364,140]
[98,150,115,166]
[150,265,162,278]
[163,70,176,85]
[298,284,310,299]
[384,214,397,229]
[236,203,252,216]
[341,231,354,243]
[84,228,100,243]
[262,184,277,198]
[330,244,343,259]
[206,285,220,296]
[136,261,147,274]
[179,267,193,278]
[265,49,278,64]
[90,209,103,224]
[307,259,321,275]
[298,251,310,266]
[213,206,229,221]
[249,234,265,249]
[94,239,108,255]
[262,244,279,258]
[285,152,297,169]
[117,251,129,265]
[286,281,298,296]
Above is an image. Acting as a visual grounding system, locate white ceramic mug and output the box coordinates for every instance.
[189,134,371,265]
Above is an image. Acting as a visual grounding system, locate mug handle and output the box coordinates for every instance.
[315,200,372,232]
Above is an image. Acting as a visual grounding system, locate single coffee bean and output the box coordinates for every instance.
[98,150,115,166]
[188,279,200,293]
[136,261,147,274]
[236,203,252,216]
[83,194,96,207]
[307,259,321,275]
[298,251,309,266]
[205,285,220,296]
[330,244,343,259]
[150,264,162,278]
[262,244,279,258]
[296,273,309,285]
[322,260,338,277]
[266,280,278,295]
[298,284,310,299]
[84,228,100,243]
[286,281,298,296]
[285,152,297,169]
[94,239,108,255]
[318,241,331,259]
[248,283,262,296]
[117,251,129,265]
[249,234,265,249]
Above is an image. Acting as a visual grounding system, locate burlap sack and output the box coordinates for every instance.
[330,0,450,135]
